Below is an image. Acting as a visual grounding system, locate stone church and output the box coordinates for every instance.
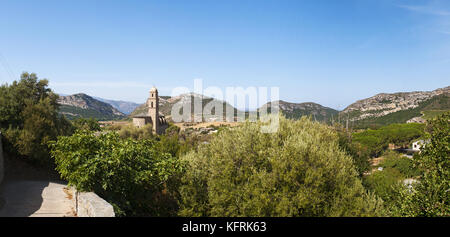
[133,87,168,134]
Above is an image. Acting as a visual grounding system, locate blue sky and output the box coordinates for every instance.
[0,0,449,110]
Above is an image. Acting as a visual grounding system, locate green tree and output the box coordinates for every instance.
[380,151,421,178]
[72,118,101,131]
[50,131,184,216]
[179,116,384,217]
[394,112,449,216]
[337,131,371,176]
[0,72,72,165]
[352,123,425,157]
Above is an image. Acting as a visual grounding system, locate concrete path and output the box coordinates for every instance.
[0,181,76,217]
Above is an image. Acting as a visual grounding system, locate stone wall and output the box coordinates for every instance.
[0,132,4,185]
[72,189,115,217]
[133,117,151,128]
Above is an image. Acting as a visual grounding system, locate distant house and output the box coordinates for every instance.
[412,139,429,152]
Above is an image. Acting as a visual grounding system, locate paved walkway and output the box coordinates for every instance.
[0,181,76,217]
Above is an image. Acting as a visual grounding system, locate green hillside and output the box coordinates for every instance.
[259,101,339,123]
[422,110,449,120]
[281,106,339,122]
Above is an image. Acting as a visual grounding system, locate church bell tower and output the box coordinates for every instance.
[148,86,159,133]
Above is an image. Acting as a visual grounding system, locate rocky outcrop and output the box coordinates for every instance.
[407,117,426,124]
[58,94,124,116]
[342,86,449,121]
[58,93,126,120]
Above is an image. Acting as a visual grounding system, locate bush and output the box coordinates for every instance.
[72,118,101,132]
[178,116,384,217]
[50,131,184,216]
[117,124,154,140]
[362,167,404,205]
[380,151,421,178]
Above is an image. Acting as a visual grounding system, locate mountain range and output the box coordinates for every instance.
[58,93,126,120]
[129,93,238,122]
[57,86,449,126]
[92,96,141,115]
[339,86,449,127]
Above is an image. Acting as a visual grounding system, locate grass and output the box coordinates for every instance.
[422,110,449,120]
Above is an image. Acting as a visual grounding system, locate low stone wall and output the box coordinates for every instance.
[73,189,115,217]
[0,132,4,185]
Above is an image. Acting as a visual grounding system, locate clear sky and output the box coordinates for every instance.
[0,0,449,110]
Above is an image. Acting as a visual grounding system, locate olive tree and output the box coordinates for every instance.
[179,116,384,217]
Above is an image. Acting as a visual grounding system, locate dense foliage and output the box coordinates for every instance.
[117,124,154,140]
[363,167,404,206]
[178,116,384,217]
[337,130,371,176]
[50,131,184,216]
[353,123,425,157]
[380,151,421,178]
[0,73,72,165]
[72,118,101,132]
[362,151,421,207]
[393,112,449,216]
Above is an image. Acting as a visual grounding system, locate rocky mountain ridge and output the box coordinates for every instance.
[342,86,449,121]
[58,93,125,120]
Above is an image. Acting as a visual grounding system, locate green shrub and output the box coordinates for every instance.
[362,167,403,205]
[72,118,101,132]
[117,124,154,140]
[380,151,421,178]
[50,131,184,216]
[179,116,384,217]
